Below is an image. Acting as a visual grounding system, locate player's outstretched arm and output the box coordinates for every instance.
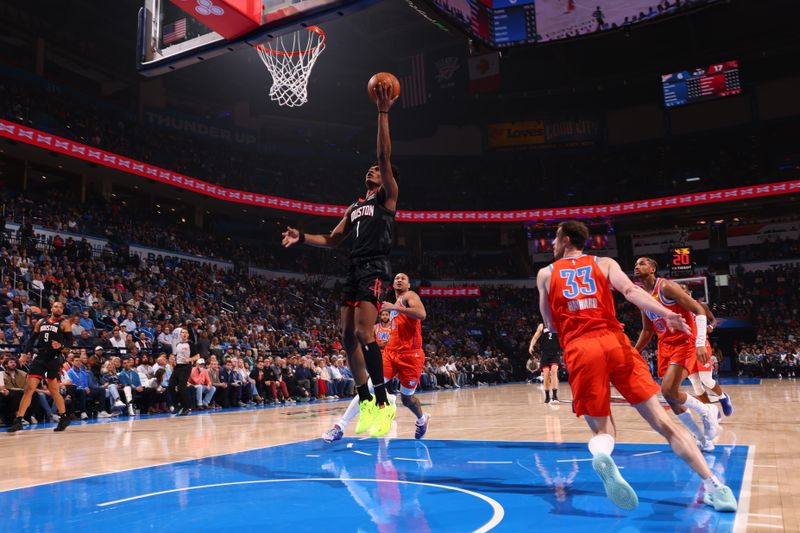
[281,212,350,249]
[375,83,398,212]
[661,280,705,316]
[600,256,692,335]
[529,323,544,353]
[536,268,555,333]
[633,311,655,353]
[381,291,426,321]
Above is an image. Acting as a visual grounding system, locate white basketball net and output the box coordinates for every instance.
[255,26,326,107]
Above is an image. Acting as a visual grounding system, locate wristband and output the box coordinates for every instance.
[298,231,305,244]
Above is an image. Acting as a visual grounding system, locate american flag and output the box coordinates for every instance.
[400,53,427,108]
[162,18,187,45]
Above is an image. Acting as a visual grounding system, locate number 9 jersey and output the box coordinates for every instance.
[547,255,623,347]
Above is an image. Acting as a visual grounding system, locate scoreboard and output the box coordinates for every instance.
[670,247,694,278]
[470,0,537,47]
[662,60,742,108]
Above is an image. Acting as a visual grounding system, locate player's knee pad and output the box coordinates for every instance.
[698,371,716,390]
[687,373,705,396]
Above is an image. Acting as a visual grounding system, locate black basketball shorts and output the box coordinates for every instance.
[540,352,562,367]
[28,353,63,381]
[342,256,392,308]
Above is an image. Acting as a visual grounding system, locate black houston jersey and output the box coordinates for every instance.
[540,328,561,356]
[348,189,395,259]
[37,318,69,356]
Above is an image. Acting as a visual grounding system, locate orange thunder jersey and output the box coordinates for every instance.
[385,296,422,352]
[643,278,696,347]
[375,323,392,346]
[548,255,623,347]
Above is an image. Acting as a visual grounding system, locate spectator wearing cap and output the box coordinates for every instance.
[189,358,215,409]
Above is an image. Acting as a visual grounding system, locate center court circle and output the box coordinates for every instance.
[97,477,505,532]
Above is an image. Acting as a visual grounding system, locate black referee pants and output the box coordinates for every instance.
[169,364,193,410]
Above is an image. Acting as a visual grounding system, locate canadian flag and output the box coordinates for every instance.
[468,52,500,93]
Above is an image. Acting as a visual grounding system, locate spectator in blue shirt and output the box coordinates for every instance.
[120,358,157,415]
[79,310,95,335]
[66,356,104,419]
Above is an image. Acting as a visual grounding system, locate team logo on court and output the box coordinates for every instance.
[435,57,460,84]
[196,0,224,16]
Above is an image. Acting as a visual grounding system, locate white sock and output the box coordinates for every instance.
[677,411,704,441]
[416,414,427,425]
[338,395,362,429]
[588,433,615,457]
[682,394,708,416]
[703,474,722,492]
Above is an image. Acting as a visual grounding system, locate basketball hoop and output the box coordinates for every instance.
[255,26,326,107]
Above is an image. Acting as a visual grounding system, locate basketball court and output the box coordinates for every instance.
[3,381,798,531]
[0,1,797,532]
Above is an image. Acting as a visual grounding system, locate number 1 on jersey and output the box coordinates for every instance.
[356,220,360,238]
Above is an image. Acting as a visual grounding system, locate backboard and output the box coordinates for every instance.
[137,0,379,76]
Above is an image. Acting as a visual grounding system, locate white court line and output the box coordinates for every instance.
[394,457,430,463]
[632,451,662,457]
[96,477,506,533]
[556,458,592,463]
[733,445,755,533]
[305,455,320,458]
[753,464,777,468]
[746,524,783,530]
[751,484,779,489]
[353,450,372,457]
[467,461,513,465]
[748,513,783,519]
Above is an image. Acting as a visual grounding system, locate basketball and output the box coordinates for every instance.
[367,72,401,103]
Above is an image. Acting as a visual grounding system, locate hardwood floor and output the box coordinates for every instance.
[3,380,797,531]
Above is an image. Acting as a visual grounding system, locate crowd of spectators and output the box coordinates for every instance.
[728,265,800,377]
[1,188,531,279]
[0,221,533,426]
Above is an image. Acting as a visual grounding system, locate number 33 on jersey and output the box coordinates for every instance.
[548,255,624,346]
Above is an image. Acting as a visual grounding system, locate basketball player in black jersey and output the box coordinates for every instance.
[530,323,562,403]
[282,82,398,436]
[8,302,72,432]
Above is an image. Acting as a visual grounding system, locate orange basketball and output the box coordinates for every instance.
[367,72,401,103]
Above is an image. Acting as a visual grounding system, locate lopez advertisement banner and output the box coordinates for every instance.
[2,118,799,223]
[488,117,599,149]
